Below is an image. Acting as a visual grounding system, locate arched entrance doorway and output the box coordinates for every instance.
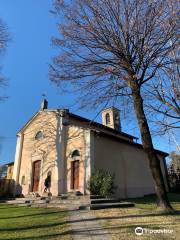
[32,160,41,192]
[71,160,80,190]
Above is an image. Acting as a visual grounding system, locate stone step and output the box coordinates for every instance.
[6,199,26,204]
[90,202,135,210]
[67,191,83,196]
[47,203,79,208]
[79,205,90,210]
[91,198,120,204]
[25,192,40,198]
[52,195,90,204]
[54,196,80,201]
[14,197,26,201]
[28,202,80,210]
[4,195,90,208]
[50,200,80,204]
[90,195,103,199]
[23,199,50,204]
[3,194,91,210]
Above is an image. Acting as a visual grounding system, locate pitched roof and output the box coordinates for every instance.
[17,109,168,157]
[68,113,168,157]
[17,109,136,140]
[6,161,14,166]
[69,112,137,141]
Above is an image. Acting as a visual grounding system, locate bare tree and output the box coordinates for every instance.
[50,0,179,211]
[144,40,180,150]
[146,47,179,132]
[0,18,9,101]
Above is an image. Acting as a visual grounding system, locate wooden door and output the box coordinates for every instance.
[32,160,41,192]
[71,160,79,189]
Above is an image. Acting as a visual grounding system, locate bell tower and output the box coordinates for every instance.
[102,107,121,131]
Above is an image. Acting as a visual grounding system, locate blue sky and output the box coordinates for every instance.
[0,0,177,166]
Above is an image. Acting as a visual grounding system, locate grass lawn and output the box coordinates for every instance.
[94,193,180,240]
[0,204,71,240]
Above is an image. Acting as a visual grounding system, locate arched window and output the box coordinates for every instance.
[105,113,110,125]
[35,131,43,140]
[71,149,80,158]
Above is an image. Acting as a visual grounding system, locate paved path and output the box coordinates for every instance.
[68,209,112,240]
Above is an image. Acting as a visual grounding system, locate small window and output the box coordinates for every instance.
[21,176,25,185]
[71,150,80,158]
[35,131,43,140]
[105,113,110,125]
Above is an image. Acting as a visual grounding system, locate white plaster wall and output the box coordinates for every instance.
[93,134,168,198]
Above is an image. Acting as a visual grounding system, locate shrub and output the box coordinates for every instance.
[88,169,116,197]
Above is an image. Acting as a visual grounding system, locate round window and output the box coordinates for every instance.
[35,131,43,140]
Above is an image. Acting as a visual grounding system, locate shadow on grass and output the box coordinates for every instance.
[0,221,67,232]
[1,210,179,232]
[1,223,176,240]
[94,210,180,220]
[0,210,66,219]
[0,225,131,240]
[0,231,70,240]
[126,193,180,206]
[0,208,78,220]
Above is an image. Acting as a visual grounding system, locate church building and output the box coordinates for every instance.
[13,100,169,198]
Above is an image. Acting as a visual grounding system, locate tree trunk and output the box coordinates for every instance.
[131,81,173,211]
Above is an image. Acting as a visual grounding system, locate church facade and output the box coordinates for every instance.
[13,100,169,198]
